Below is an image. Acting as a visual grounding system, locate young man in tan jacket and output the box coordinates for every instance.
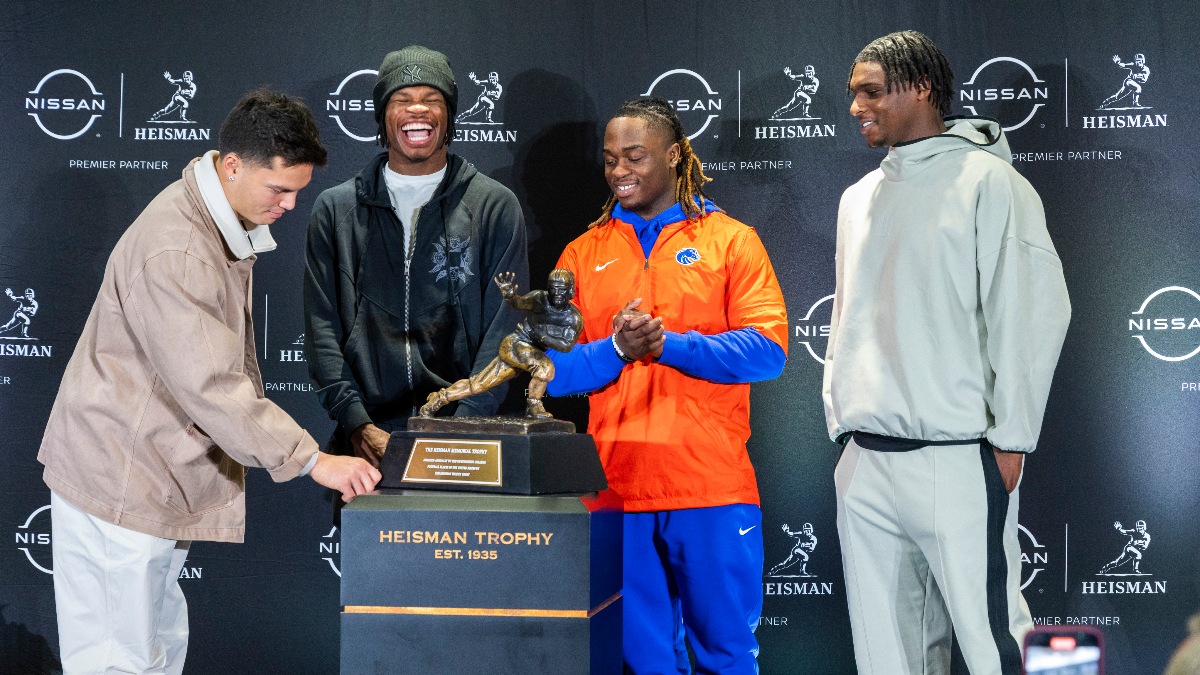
[38,90,381,674]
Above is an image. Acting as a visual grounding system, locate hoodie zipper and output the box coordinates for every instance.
[404,206,418,412]
[642,257,650,303]
[641,221,687,304]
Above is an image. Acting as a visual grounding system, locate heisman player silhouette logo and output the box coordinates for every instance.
[0,288,39,340]
[1097,519,1152,576]
[457,71,504,125]
[1098,54,1151,110]
[768,522,818,578]
[770,65,821,121]
[149,71,198,123]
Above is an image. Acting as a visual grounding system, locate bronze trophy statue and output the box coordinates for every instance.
[379,268,603,495]
[420,269,583,420]
[342,270,619,672]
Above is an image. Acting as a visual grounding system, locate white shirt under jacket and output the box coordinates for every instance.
[822,117,1071,453]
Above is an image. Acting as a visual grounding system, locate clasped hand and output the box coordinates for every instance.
[612,298,664,361]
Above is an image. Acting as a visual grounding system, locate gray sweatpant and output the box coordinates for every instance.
[835,438,1032,675]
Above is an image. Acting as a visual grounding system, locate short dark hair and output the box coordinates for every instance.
[218,89,327,167]
[848,30,955,117]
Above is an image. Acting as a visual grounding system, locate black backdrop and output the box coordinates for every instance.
[2,1,1198,673]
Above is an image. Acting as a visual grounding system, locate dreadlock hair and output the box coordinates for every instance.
[847,30,955,117]
[589,97,714,229]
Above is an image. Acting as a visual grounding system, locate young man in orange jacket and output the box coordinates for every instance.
[549,97,788,674]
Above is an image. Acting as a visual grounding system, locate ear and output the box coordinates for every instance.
[667,142,681,168]
[913,76,933,102]
[220,152,241,179]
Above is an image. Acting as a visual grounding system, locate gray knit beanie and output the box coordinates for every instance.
[373,45,458,122]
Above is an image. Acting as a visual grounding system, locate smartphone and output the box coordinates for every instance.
[1023,625,1104,674]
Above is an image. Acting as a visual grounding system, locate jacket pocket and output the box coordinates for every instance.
[165,425,245,517]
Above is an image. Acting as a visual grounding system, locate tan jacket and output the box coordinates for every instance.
[39,158,318,543]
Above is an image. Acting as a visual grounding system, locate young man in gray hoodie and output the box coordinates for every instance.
[823,31,1071,675]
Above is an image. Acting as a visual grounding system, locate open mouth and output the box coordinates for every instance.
[402,122,434,143]
[614,183,635,195]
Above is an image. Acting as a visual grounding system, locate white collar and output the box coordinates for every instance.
[193,150,277,260]
[383,163,446,188]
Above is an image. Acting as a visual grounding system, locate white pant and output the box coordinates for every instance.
[51,492,191,675]
[835,439,1031,675]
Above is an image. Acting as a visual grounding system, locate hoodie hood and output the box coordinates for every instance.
[355,151,478,209]
[880,116,1011,182]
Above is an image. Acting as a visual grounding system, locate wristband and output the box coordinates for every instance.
[612,333,635,364]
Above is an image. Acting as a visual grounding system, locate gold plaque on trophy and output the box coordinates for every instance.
[401,438,503,486]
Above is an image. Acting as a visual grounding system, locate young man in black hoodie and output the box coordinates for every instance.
[304,46,528,465]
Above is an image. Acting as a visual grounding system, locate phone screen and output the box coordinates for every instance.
[1024,629,1103,675]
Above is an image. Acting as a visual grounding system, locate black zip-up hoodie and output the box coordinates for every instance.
[304,151,528,439]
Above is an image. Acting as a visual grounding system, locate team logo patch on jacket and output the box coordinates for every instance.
[675,248,701,265]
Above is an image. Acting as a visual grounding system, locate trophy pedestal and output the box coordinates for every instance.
[340,491,622,674]
[378,417,607,495]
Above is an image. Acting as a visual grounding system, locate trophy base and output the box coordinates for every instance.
[341,492,622,674]
[379,422,606,495]
[407,415,575,435]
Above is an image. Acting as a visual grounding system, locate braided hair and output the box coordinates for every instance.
[589,97,715,229]
[847,30,955,117]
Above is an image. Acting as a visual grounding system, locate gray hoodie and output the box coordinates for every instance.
[822,117,1071,453]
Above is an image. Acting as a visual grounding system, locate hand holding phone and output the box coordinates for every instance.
[1023,625,1103,674]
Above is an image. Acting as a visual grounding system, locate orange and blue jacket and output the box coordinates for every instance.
[549,200,788,512]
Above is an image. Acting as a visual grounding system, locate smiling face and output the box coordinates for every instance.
[221,153,313,226]
[848,61,943,149]
[603,116,680,221]
[384,85,450,175]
